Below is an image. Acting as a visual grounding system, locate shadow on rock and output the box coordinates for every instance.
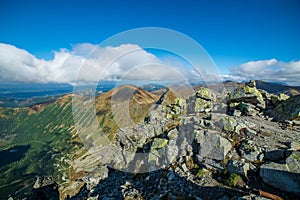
[68,167,246,200]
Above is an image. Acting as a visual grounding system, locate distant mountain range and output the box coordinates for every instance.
[208,80,300,96]
[255,80,300,95]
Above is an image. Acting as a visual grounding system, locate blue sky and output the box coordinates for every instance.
[0,0,300,84]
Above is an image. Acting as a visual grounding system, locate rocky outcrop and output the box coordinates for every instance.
[227,81,266,110]
[187,87,216,114]
[269,94,300,121]
[194,130,232,161]
[196,87,216,101]
[23,81,300,200]
[67,83,300,199]
[31,176,59,200]
[82,165,109,191]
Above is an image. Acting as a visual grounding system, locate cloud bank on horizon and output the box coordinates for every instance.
[0,43,200,84]
[224,59,300,86]
[0,43,299,85]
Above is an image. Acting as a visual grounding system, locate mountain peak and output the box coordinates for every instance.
[101,84,159,104]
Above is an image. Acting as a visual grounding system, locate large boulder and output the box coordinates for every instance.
[186,95,213,113]
[279,93,290,101]
[227,85,265,109]
[218,117,237,132]
[269,95,300,122]
[110,146,136,171]
[148,148,165,169]
[196,87,216,101]
[259,151,300,196]
[264,149,286,162]
[194,130,232,161]
[195,98,213,113]
[269,93,290,107]
[117,126,149,151]
[186,88,216,114]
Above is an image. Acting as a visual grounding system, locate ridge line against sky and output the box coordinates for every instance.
[0,0,299,85]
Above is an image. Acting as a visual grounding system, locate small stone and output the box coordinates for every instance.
[233,109,242,117]
[181,163,188,172]
[238,195,270,200]
[285,120,293,125]
[152,138,169,149]
[258,153,264,161]
[293,120,300,126]
[244,128,257,137]
[227,160,250,178]
[249,163,257,172]
[202,158,224,173]
[167,129,179,140]
[240,141,261,162]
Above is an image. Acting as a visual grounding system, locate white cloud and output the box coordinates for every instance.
[4,43,297,86]
[0,43,197,84]
[226,59,300,85]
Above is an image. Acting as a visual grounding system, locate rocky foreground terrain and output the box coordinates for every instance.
[5,80,300,200]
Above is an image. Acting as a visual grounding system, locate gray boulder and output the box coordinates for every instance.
[270,95,300,122]
[259,151,300,195]
[196,87,216,101]
[117,126,148,151]
[264,149,286,161]
[227,85,265,109]
[195,98,213,113]
[218,117,237,132]
[166,139,178,163]
[239,141,261,162]
[186,88,216,114]
[194,130,232,161]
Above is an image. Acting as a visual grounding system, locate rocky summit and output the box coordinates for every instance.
[1,80,300,200]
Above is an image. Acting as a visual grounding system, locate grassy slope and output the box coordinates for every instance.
[0,96,82,199]
[0,85,161,199]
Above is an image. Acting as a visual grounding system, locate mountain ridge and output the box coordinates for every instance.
[0,80,300,199]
